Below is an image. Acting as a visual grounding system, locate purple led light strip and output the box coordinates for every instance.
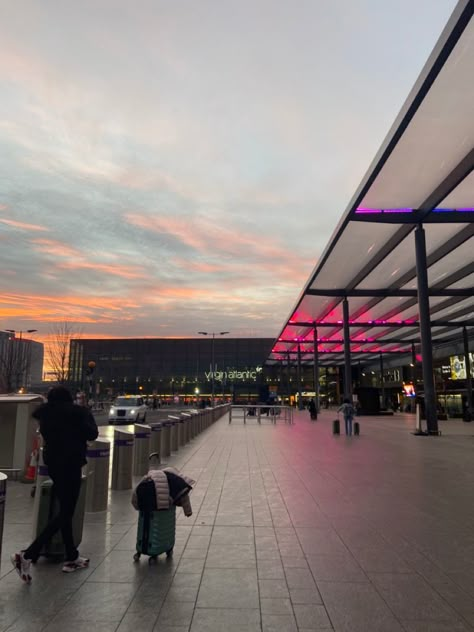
[356,206,474,214]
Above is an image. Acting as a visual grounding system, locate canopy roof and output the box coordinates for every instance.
[268,0,474,367]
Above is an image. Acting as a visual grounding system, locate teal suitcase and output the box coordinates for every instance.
[35,476,87,559]
[134,506,176,563]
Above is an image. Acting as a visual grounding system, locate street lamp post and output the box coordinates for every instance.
[5,329,38,340]
[198,331,229,406]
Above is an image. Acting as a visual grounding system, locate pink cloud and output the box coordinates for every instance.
[31,238,147,280]
[0,218,47,231]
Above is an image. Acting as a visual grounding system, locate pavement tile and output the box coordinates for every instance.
[197,568,259,609]
[3,411,474,632]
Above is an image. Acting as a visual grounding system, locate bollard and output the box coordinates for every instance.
[181,413,192,442]
[85,440,110,512]
[161,422,172,457]
[112,429,134,490]
[189,411,198,439]
[133,424,151,477]
[168,417,180,451]
[149,423,162,463]
[0,473,6,567]
[178,419,186,447]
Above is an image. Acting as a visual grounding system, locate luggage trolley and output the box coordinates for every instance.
[133,452,175,564]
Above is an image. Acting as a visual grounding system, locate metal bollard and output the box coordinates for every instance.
[181,413,192,442]
[178,419,186,447]
[112,429,134,490]
[161,422,172,457]
[85,440,110,512]
[133,424,151,477]
[149,423,162,463]
[0,472,6,567]
[189,411,197,439]
[168,416,180,451]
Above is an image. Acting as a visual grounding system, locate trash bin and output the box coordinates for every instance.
[32,474,87,559]
[133,424,151,477]
[112,429,134,490]
[0,472,6,567]
[85,440,110,512]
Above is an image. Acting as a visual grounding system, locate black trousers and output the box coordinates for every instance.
[25,466,82,562]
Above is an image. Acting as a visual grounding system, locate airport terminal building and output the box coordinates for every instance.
[69,337,274,403]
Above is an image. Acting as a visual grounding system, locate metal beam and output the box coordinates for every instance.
[288,320,474,328]
[351,210,474,224]
[306,288,473,298]
[277,338,419,344]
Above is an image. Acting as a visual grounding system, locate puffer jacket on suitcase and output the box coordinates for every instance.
[132,467,195,516]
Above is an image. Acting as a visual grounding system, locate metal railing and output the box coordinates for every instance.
[229,405,293,425]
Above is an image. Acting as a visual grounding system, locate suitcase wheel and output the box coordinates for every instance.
[166,548,173,558]
[133,552,140,562]
[148,555,158,564]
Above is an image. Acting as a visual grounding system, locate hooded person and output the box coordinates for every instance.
[11,386,98,583]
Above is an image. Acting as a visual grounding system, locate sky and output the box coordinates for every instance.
[0,0,459,348]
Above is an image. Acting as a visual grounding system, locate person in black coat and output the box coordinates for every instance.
[11,386,98,583]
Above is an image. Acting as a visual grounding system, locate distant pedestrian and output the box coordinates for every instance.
[309,399,317,420]
[338,398,355,436]
[11,386,98,583]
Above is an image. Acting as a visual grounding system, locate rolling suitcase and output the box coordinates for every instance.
[34,476,87,559]
[332,418,340,435]
[133,457,176,563]
[134,506,176,563]
[354,421,360,436]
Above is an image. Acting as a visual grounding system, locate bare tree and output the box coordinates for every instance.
[48,321,82,385]
[0,335,32,393]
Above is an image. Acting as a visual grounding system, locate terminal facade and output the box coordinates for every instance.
[67,336,472,414]
[68,337,274,403]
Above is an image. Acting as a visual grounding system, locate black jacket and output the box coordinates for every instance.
[33,402,98,469]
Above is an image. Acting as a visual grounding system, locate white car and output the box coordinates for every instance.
[108,396,147,424]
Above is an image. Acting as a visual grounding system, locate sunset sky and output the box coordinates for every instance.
[0,0,458,346]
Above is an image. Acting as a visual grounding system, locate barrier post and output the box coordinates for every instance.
[112,429,134,490]
[168,416,180,451]
[161,422,171,457]
[149,423,162,463]
[133,424,151,477]
[85,440,110,512]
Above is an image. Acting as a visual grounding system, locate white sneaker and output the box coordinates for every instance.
[11,551,32,584]
[62,556,90,573]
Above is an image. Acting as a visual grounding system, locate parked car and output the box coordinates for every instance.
[108,396,147,424]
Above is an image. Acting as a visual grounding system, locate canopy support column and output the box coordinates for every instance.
[297,341,304,410]
[343,298,352,401]
[287,351,291,405]
[415,224,438,435]
[463,326,472,422]
[313,324,319,417]
[380,352,385,410]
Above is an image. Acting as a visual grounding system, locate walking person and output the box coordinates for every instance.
[11,386,98,583]
[338,398,355,436]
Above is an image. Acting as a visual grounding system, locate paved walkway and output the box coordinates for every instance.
[1,410,474,632]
